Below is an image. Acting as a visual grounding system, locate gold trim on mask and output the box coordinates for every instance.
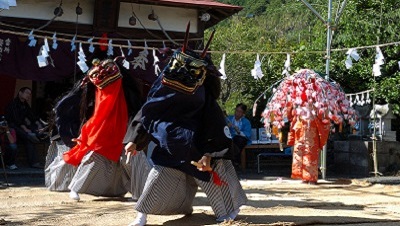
[162,71,206,94]
[174,51,208,68]
[161,50,209,94]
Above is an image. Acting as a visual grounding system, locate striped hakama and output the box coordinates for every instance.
[195,159,247,218]
[136,165,198,215]
[124,151,153,201]
[45,140,77,191]
[68,151,129,197]
[135,159,247,218]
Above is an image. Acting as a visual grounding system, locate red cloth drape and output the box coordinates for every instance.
[63,79,128,166]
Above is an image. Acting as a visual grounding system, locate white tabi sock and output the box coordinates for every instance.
[229,208,240,220]
[216,214,232,222]
[216,208,240,222]
[128,212,147,226]
[69,190,80,201]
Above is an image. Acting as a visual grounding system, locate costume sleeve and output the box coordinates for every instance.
[123,109,150,151]
[194,96,234,159]
[315,118,331,150]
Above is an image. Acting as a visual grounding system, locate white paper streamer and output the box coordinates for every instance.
[52,32,58,50]
[345,48,360,69]
[77,43,89,73]
[366,92,371,104]
[251,54,264,79]
[70,35,76,52]
[44,37,50,52]
[373,63,381,76]
[282,53,291,76]
[347,48,360,61]
[219,53,227,80]
[123,60,130,69]
[119,46,125,57]
[28,30,37,47]
[375,46,384,65]
[37,37,51,67]
[41,45,49,57]
[351,50,360,61]
[345,56,353,69]
[119,46,130,69]
[127,40,132,56]
[153,49,160,76]
[88,37,95,53]
[373,47,384,76]
[346,90,373,106]
[107,39,113,56]
[37,46,48,67]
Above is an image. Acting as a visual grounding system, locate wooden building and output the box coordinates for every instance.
[0,0,242,114]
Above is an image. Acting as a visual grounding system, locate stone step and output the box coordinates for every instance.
[0,167,44,178]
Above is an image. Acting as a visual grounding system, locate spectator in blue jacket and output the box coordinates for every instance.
[226,103,252,167]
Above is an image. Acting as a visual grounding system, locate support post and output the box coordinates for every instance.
[321,0,333,180]
[371,87,381,177]
[300,0,347,180]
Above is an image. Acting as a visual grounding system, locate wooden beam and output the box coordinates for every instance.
[0,17,94,36]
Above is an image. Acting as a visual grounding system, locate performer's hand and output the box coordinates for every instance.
[196,156,212,172]
[125,142,138,156]
[71,138,82,145]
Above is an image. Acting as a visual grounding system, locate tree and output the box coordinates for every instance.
[210,0,400,115]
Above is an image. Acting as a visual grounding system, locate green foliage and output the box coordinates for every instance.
[211,0,400,116]
[223,0,270,16]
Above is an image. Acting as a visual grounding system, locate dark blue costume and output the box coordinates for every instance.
[124,49,233,182]
[125,27,247,225]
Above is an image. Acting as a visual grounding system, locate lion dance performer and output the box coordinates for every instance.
[62,58,142,200]
[124,23,247,226]
[44,81,82,191]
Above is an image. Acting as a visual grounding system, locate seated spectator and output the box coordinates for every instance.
[226,103,252,167]
[5,87,44,168]
[0,117,18,170]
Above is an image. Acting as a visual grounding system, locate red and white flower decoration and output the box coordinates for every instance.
[262,69,357,132]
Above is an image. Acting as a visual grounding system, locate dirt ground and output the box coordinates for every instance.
[1,177,400,226]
